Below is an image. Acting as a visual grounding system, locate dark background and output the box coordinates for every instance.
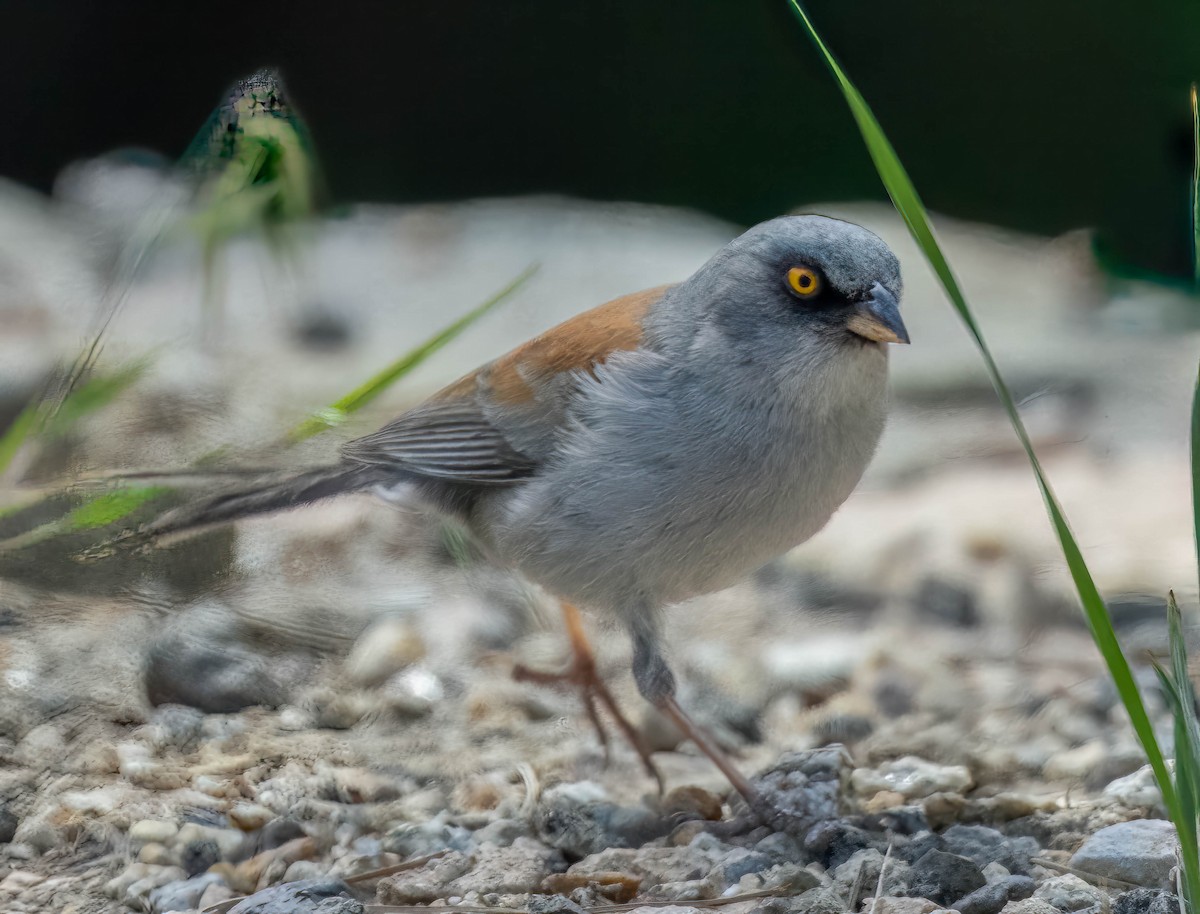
[3,1,1199,275]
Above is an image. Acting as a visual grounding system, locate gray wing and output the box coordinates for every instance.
[340,398,539,485]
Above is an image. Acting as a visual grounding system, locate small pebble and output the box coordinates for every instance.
[128,819,180,846]
[661,785,724,821]
[137,841,178,866]
[1032,874,1108,912]
[851,756,973,800]
[229,802,275,832]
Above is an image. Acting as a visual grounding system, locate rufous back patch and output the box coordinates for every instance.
[433,285,671,406]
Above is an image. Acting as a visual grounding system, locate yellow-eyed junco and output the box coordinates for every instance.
[148,214,908,802]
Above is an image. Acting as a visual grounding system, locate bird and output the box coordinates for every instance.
[144,214,908,805]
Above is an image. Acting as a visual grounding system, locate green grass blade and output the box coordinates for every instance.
[1168,592,1200,907]
[785,0,1178,816]
[1193,85,1200,602]
[61,486,171,532]
[0,484,172,553]
[1194,362,1200,601]
[285,263,539,443]
[0,404,39,477]
[1192,85,1200,290]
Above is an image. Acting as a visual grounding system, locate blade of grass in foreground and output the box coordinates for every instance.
[1168,593,1200,901]
[1192,85,1200,601]
[1192,85,1200,291]
[785,0,1179,817]
[285,263,539,443]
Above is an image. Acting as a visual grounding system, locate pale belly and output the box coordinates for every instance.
[486,391,885,613]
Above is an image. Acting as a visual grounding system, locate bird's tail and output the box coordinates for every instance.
[144,463,393,540]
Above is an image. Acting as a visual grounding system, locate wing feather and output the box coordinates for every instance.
[339,285,671,486]
[340,399,537,484]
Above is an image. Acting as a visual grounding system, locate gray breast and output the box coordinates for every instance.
[480,345,888,614]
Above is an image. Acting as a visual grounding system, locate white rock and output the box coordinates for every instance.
[1102,764,1167,809]
[850,756,973,799]
[128,819,180,846]
[345,616,426,687]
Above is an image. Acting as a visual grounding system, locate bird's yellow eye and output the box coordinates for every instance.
[786,266,821,298]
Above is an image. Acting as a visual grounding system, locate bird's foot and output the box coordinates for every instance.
[513,605,664,793]
[655,695,763,815]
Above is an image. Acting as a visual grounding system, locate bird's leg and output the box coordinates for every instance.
[513,602,664,790]
[632,624,761,808]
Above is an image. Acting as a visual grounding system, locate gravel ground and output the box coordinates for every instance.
[0,163,1196,913]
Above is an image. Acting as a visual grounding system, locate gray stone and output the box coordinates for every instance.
[643,876,721,901]
[871,899,940,914]
[715,849,774,884]
[1069,819,1178,891]
[0,803,17,844]
[805,819,880,869]
[942,824,1041,875]
[1032,875,1108,912]
[377,851,474,904]
[792,886,848,914]
[908,849,987,906]
[451,838,565,895]
[1002,901,1064,914]
[754,831,806,864]
[180,838,221,876]
[833,848,913,902]
[227,879,362,914]
[570,844,719,889]
[752,746,851,836]
[474,817,533,847]
[142,704,205,752]
[528,895,590,914]
[953,875,1036,914]
[1113,889,1181,914]
[148,873,226,914]
[144,627,289,713]
[536,796,671,857]
[381,819,474,858]
[258,818,308,851]
[737,863,822,894]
